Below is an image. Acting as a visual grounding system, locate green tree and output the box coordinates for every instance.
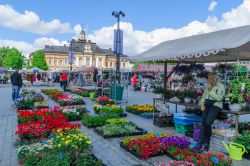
[2,47,25,69]
[0,47,9,67]
[30,50,48,70]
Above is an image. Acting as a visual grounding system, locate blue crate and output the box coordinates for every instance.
[174,117,201,125]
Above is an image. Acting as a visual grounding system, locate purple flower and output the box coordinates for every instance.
[160,136,191,148]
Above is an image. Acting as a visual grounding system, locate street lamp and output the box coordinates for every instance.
[112,10,125,81]
[68,40,73,71]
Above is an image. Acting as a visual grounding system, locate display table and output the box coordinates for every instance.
[153,98,250,135]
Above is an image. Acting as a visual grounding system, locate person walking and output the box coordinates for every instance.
[198,72,225,151]
[61,72,68,91]
[10,69,23,104]
[132,74,137,91]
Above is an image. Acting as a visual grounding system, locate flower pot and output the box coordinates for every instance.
[184,97,191,103]
[229,103,242,112]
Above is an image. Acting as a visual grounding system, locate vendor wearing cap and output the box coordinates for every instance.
[198,72,225,151]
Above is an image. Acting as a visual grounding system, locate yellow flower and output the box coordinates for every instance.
[62,138,65,141]
[86,141,91,144]
[58,144,61,147]
[79,138,83,141]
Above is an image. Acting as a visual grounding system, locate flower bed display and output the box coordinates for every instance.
[62,106,87,121]
[16,109,81,141]
[125,104,157,114]
[166,146,232,166]
[66,88,95,97]
[97,96,114,105]
[51,93,85,106]
[94,119,145,138]
[82,115,112,128]
[16,89,45,110]
[41,88,63,96]
[120,133,169,159]
[41,88,84,106]
[93,104,126,117]
[17,128,103,165]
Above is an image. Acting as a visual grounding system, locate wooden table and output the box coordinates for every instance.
[153,98,250,135]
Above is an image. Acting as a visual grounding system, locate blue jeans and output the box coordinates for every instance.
[12,85,20,101]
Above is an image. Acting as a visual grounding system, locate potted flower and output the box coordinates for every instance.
[226,92,244,111]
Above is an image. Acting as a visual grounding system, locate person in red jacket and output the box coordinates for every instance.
[61,72,68,91]
[132,74,137,91]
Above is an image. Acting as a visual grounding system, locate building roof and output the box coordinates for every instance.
[129,25,250,63]
[42,39,127,57]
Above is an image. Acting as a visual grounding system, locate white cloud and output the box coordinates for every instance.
[1,0,250,57]
[73,24,82,39]
[208,1,218,11]
[0,4,72,35]
[87,0,250,56]
[0,37,68,58]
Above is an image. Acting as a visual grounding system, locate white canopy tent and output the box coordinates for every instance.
[129,25,250,63]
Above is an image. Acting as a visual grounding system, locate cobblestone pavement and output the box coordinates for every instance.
[0,84,250,166]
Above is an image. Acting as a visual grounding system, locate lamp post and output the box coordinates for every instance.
[112,10,125,82]
[68,40,73,71]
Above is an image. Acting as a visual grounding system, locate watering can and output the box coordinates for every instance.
[222,142,247,160]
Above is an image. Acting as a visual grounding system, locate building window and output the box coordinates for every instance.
[86,57,90,67]
[59,60,62,66]
[54,59,57,66]
[79,57,82,67]
[98,58,102,67]
[49,59,52,66]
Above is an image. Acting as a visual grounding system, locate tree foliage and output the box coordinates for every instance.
[30,50,48,70]
[2,47,25,69]
[0,47,9,67]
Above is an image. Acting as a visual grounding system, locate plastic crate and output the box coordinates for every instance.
[175,123,193,134]
[174,113,200,119]
[174,117,201,125]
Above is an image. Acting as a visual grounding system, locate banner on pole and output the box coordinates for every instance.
[114,29,123,55]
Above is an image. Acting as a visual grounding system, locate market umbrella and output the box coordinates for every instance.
[0,67,7,73]
[25,67,45,73]
[30,67,45,73]
[76,67,99,73]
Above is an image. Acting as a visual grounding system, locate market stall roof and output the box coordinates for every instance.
[134,64,173,73]
[129,25,250,63]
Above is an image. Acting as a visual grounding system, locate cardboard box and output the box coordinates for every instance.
[34,100,49,108]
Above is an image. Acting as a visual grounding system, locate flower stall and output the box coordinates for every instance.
[94,118,146,138]
[66,88,95,97]
[128,25,250,161]
[120,133,232,165]
[96,96,114,105]
[93,104,126,117]
[125,104,158,119]
[16,89,45,110]
[41,88,85,106]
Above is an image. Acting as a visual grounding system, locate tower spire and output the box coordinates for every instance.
[79,26,85,40]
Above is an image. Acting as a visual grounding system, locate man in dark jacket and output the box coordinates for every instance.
[10,69,22,103]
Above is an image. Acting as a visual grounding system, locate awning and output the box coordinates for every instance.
[133,64,173,73]
[129,25,250,63]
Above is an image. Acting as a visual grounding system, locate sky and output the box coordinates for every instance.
[0,0,249,58]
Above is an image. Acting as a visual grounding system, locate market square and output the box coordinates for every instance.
[1,1,250,166]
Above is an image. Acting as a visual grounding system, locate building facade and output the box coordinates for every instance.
[35,29,133,71]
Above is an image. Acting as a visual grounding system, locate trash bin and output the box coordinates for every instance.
[111,84,124,101]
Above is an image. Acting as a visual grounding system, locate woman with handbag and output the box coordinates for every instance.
[198,72,225,151]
